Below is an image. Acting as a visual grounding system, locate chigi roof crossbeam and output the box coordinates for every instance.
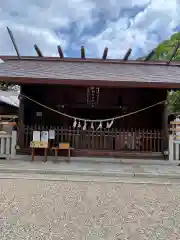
[5,26,180,66]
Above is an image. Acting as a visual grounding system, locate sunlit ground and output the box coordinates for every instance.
[0,177,180,240]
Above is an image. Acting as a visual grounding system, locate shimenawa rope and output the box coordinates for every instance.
[20,94,165,123]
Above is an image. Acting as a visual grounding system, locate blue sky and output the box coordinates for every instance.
[0,0,179,59]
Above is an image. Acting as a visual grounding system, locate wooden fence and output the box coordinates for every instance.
[24,125,163,153]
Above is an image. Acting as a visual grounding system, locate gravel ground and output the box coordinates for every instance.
[0,178,180,240]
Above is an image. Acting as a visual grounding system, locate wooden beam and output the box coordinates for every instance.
[102,47,108,60]
[123,48,132,60]
[81,46,85,59]
[167,41,180,65]
[6,26,21,59]
[162,94,169,159]
[3,75,180,89]
[3,55,180,66]
[34,44,43,57]
[18,86,25,149]
[144,50,154,61]
[57,45,64,58]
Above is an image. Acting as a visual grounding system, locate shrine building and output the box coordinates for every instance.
[0,44,180,159]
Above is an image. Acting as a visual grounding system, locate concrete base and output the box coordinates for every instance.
[9,155,180,166]
[1,160,180,179]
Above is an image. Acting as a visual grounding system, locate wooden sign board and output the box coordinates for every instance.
[171,121,180,125]
[49,130,55,139]
[59,143,70,149]
[31,131,49,148]
[30,141,48,148]
[41,131,49,143]
[36,112,42,117]
[0,122,16,126]
[33,131,40,141]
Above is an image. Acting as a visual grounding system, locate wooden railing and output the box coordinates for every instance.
[23,125,163,153]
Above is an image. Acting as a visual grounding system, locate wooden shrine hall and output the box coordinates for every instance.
[1,27,180,159]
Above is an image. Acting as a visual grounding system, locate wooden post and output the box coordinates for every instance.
[44,148,47,162]
[175,143,180,160]
[11,131,17,159]
[162,99,169,159]
[55,149,58,161]
[169,135,174,161]
[31,148,35,161]
[67,149,70,163]
[18,87,25,149]
[0,137,5,156]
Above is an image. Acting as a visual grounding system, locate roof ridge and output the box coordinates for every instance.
[1,56,180,67]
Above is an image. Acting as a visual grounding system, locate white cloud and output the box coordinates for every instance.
[0,0,95,56]
[0,0,179,58]
[86,0,180,58]
[92,0,150,19]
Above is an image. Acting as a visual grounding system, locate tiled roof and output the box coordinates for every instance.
[0,59,180,85]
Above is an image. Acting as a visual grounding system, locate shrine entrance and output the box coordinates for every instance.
[17,84,166,157]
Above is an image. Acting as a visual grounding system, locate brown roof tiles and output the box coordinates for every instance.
[0,57,180,87]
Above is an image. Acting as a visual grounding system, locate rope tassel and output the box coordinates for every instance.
[77,121,81,128]
[97,121,102,130]
[19,94,166,125]
[83,121,87,131]
[73,118,77,128]
[106,119,114,129]
[91,122,94,130]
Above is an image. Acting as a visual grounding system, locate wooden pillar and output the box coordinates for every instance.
[162,96,169,159]
[18,86,25,149]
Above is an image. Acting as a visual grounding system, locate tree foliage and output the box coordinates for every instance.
[0,81,10,91]
[139,32,180,114]
[139,32,180,61]
[167,90,180,114]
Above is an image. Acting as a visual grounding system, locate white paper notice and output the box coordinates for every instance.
[33,131,40,141]
[36,112,42,117]
[41,131,49,143]
[49,130,55,139]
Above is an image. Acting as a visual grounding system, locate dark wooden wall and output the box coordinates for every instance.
[22,84,166,130]
[0,102,18,115]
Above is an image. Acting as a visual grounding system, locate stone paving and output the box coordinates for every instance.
[1,160,180,178]
[1,177,180,239]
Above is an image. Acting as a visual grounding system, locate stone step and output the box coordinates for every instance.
[17,148,164,160]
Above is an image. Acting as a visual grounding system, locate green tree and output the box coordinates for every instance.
[139,32,180,114]
[0,81,10,91]
[167,90,180,114]
[139,32,180,61]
